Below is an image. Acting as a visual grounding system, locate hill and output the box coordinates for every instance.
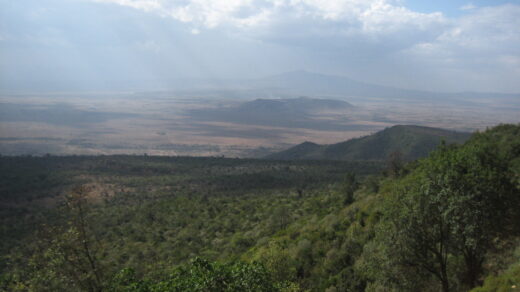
[237,96,353,114]
[189,96,356,131]
[266,125,471,161]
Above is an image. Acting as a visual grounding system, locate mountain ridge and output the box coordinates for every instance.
[254,70,520,100]
[266,124,472,161]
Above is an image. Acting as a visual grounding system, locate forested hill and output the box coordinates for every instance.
[266,125,471,161]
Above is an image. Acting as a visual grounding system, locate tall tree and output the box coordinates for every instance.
[29,186,105,291]
[372,136,518,291]
[342,172,359,205]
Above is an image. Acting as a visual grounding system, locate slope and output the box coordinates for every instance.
[266,125,471,161]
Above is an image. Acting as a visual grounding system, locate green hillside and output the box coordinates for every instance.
[0,124,518,292]
[267,125,471,161]
[266,141,322,160]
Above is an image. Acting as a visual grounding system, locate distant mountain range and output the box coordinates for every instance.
[266,125,471,161]
[166,70,520,102]
[251,70,520,101]
[5,70,520,102]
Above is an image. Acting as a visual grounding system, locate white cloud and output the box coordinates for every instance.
[94,0,272,28]
[88,0,520,92]
[90,0,520,55]
[92,0,446,35]
[410,4,520,58]
[93,0,161,12]
[460,3,476,11]
[397,4,520,92]
[90,0,452,60]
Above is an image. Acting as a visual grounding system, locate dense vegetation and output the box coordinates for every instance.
[0,124,519,291]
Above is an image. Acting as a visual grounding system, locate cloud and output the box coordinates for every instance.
[91,0,520,59]
[91,0,451,59]
[93,0,161,12]
[408,4,520,60]
[93,0,445,35]
[460,3,476,11]
[93,0,273,28]
[397,4,520,92]
[2,0,520,92]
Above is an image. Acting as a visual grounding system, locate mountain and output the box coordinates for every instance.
[189,97,357,131]
[236,96,353,114]
[266,125,472,161]
[251,70,520,101]
[255,70,400,98]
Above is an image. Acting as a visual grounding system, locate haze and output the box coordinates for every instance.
[1,0,520,93]
[0,0,519,157]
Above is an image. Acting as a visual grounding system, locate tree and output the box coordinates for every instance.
[375,172,453,292]
[425,141,517,289]
[342,172,359,205]
[372,138,518,291]
[151,258,280,292]
[386,150,404,177]
[270,205,291,231]
[27,186,105,291]
[254,241,297,284]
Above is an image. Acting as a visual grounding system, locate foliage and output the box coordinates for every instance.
[109,258,284,292]
[470,264,520,292]
[470,241,520,292]
[0,155,382,291]
[1,124,519,292]
[365,124,520,292]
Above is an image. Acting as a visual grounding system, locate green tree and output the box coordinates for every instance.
[151,258,280,292]
[26,186,105,291]
[385,150,404,177]
[371,137,519,291]
[270,205,291,231]
[342,172,359,205]
[256,241,297,284]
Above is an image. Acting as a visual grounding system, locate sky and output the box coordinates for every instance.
[1,0,519,93]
